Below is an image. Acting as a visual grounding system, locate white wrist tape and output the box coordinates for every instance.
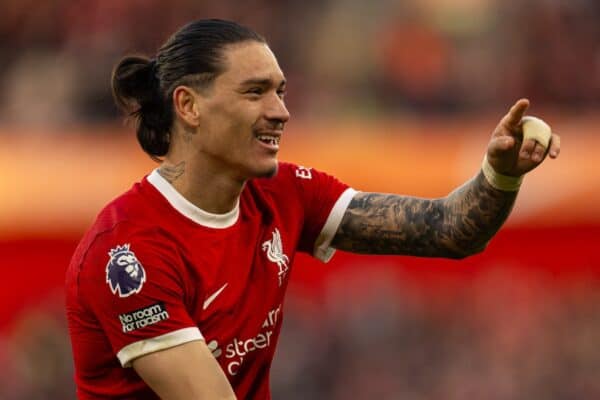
[481,155,523,191]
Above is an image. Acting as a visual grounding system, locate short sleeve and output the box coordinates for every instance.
[79,225,203,367]
[292,165,357,262]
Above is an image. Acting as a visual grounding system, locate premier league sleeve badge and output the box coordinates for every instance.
[106,244,147,297]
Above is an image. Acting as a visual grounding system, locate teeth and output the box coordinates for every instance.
[257,135,280,145]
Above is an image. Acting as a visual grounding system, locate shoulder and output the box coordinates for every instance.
[249,161,349,205]
[97,178,156,224]
[76,221,174,274]
[70,177,177,276]
[276,161,310,176]
[252,162,318,190]
[72,220,183,304]
[87,175,170,242]
[246,162,314,207]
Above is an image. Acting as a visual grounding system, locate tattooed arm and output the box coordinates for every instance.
[331,99,561,259]
[331,173,517,258]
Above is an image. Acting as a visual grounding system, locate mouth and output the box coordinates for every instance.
[255,131,282,150]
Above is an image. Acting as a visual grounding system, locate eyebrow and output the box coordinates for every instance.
[239,77,286,88]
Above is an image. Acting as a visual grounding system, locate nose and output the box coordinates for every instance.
[265,93,290,124]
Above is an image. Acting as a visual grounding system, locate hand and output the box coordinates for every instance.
[487,99,561,177]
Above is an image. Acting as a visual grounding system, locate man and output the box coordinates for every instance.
[65,19,560,399]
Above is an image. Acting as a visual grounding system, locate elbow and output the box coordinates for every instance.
[446,241,489,260]
[446,251,472,260]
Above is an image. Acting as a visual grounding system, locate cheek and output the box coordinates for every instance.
[201,100,257,136]
[227,102,260,130]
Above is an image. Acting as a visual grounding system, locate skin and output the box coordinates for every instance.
[158,40,289,214]
[331,99,561,257]
[133,341,236,400]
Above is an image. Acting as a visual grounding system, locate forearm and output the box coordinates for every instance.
[133,341,237,400]
[438,170,518,257]
[331,171,518,258]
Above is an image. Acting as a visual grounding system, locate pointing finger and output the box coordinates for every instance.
[502,98,530,130]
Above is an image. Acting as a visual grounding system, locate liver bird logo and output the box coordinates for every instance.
[262,228,289,286]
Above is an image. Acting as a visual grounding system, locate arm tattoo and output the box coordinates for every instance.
[158,161,185,184]
[331,172,518,258]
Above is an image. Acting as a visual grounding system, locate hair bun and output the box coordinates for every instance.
[111,56,158,112]
[112,56,170,159]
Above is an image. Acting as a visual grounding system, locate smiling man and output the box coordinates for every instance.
[65,19,560,400]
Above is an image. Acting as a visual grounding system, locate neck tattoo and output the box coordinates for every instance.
[158,161,186,184]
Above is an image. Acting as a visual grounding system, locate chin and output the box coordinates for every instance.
[258,163,279,178]
[250,159,279,179]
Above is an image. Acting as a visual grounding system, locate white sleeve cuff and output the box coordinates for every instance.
[116,327,204,367]
[313,188,358,262]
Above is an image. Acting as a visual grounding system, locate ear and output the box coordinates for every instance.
[172,85,201,127]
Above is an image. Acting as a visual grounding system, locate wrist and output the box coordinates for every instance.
[481,155,523,191]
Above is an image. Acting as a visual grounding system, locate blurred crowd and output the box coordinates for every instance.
[0,0,599,127]
[273,267,600,399]
[1,266,598,399]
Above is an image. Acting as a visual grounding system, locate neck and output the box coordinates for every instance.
[158,158,245,214]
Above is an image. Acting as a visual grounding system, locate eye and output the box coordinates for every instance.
[246,87,263,96]
[277,89,286,99]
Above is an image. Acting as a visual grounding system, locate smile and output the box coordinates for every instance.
[256,135,280,146]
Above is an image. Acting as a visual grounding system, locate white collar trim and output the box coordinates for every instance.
[147,169,239,229]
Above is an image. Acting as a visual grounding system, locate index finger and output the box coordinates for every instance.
[502,98,530,129]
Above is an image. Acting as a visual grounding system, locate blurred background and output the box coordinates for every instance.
[1,0,599,398]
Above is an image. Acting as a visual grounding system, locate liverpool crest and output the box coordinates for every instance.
[262,228,289,286]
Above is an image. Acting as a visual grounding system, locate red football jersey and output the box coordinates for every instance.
[65,162,355,399]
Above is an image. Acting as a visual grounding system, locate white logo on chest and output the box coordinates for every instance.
[262,228,289,286]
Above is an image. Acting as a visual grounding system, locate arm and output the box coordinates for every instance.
[331,174,515,258]
[332,99,561,258]
[133,340,236,400]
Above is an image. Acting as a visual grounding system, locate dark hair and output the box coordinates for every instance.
[112,19,265,161]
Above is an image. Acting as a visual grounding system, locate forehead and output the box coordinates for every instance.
[217,41,284,84]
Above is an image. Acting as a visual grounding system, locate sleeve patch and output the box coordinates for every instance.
[106,244,146,297]
[119,302,169,333]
